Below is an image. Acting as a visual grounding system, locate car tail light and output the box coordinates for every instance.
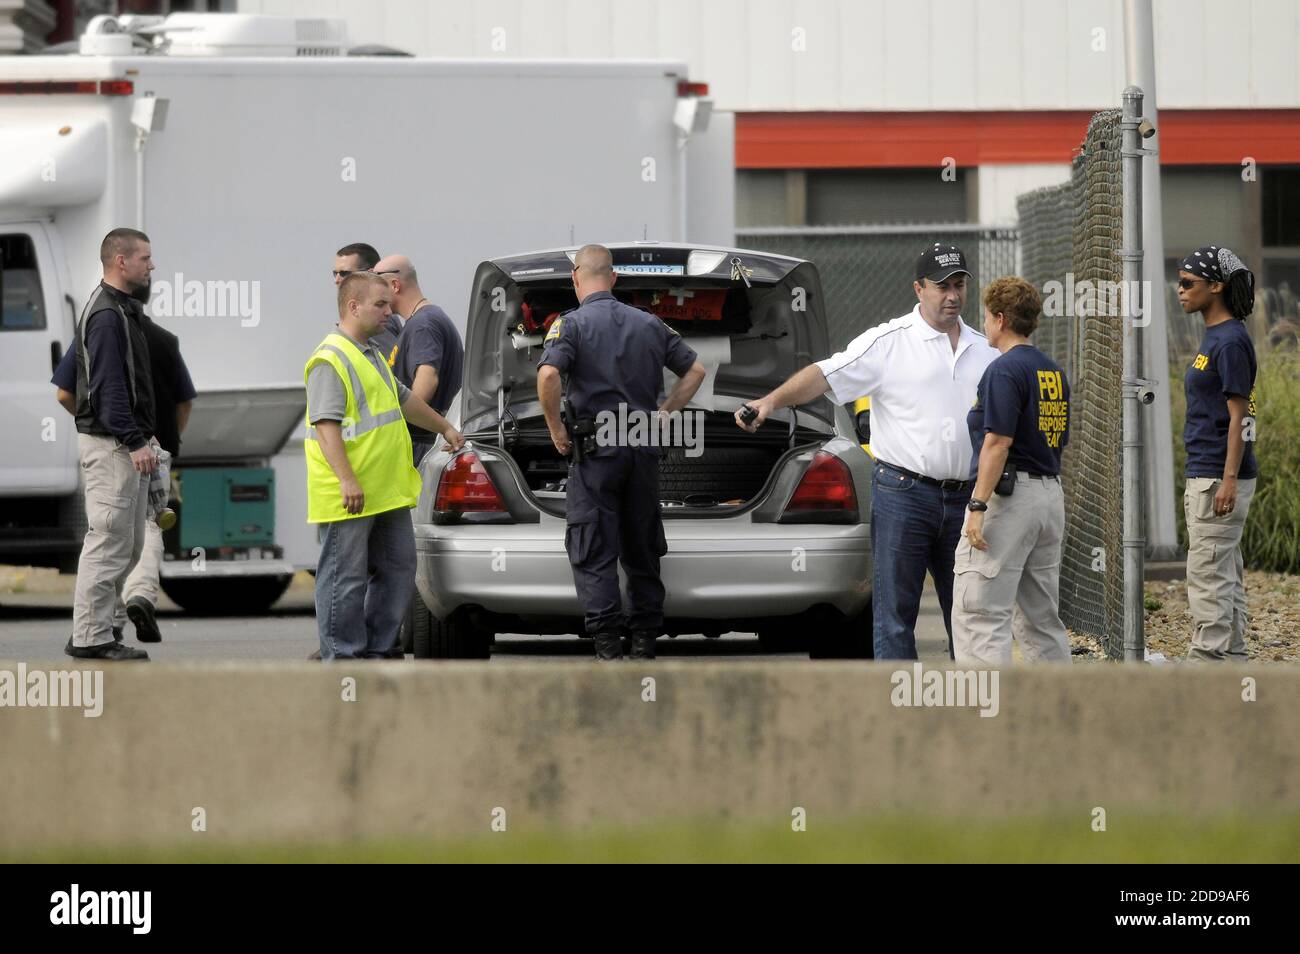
[435,452,508,514]
[783,451,856,514]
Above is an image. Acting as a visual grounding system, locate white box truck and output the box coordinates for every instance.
[0,12,734,613]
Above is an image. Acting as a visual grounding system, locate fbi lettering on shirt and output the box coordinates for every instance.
[1193,353,1210,371]
[1036,370,1068,448]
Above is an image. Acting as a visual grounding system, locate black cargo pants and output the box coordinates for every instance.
[564,446,667,637]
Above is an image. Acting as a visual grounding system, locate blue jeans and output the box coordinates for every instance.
[871,461,970,660]
[315,506,416,660]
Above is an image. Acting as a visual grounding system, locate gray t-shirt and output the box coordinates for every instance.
[307,328,410,425]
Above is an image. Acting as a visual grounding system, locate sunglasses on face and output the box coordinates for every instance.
[1177,277,1207,289]
[332,269,355,279]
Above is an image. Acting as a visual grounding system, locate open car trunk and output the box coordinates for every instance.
[459,244,836,515]
[492,411,827,512]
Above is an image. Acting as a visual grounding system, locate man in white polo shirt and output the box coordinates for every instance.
[736,244,996,659]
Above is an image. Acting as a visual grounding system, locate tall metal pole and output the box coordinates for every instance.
[1124,0,1180,561]
[1121,87,1147,662]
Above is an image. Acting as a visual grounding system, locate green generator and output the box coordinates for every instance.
[177,467,276,552]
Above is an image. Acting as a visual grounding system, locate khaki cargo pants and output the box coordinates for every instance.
[951,473,1071,665]
[71,434,149,648]
[1184,476,1257,662]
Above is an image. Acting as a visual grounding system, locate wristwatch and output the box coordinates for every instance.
[967,498,989,513]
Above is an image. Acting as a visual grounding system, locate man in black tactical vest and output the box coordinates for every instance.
[67,228,158,661]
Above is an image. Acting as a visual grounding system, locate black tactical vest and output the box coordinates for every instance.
[74,282,155,441]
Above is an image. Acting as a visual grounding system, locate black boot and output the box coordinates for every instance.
[126,596,162,643]
[593,630,624,661]
[629,629,657,660]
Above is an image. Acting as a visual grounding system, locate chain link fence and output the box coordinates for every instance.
[1016,111,1128,657]
[736,224,1018,351]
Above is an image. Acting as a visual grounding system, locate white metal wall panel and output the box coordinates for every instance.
[790,0,839,111]
[1251,0,1299,107]
[1205,2,1253,107]
[240,0,1300,111]
[978,162,1073,225]
[930,0,979,111]
[746,0,790,110]
[1065,0,1118,110]
[882,0,933,109]
[975,0,1023,108]
[1020,0,1069,109]
[838,0,885,109]
[610,0,658,60]
[1152,0,1203,105]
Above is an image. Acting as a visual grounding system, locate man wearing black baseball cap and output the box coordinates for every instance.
[916,243,971,284]
[736,243,997,659]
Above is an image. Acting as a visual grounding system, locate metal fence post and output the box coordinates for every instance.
[1121,87,1147,662]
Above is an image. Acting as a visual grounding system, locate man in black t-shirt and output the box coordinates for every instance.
[952,277,1072,665]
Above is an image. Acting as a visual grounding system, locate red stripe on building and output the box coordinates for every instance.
[735,110,1300,168]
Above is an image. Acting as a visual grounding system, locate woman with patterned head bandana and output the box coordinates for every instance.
[1176,245,1258,662]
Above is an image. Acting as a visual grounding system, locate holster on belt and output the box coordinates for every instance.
[561,397,597,463]
[995,462,1017,497]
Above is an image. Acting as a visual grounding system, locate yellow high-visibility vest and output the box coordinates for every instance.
[303,332,421,523]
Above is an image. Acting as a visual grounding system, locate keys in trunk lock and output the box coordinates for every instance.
[730,256,753,288]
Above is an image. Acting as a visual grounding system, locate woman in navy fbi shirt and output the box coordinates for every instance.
[1177,245,1258,662]
[951,277,1071,664]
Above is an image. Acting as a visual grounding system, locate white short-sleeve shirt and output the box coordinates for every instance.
[815,305,997,480]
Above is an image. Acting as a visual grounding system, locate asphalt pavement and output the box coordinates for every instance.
[0,571,952,662]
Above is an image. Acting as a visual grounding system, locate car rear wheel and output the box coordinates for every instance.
[412,604,491,660]
[398,594,418,655]
[756,628,811,653]
[808,600,874,659]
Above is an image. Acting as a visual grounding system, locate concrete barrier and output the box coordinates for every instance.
[0,661,1296,849]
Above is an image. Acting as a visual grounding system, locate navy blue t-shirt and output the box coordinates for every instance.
[392,303,464,442]
[1184,319,1258,480]
[967,344,1070,478]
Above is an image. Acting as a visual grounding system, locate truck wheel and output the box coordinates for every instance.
[808,601,874,659]
[415,606,491,660]
[160,574,293,615]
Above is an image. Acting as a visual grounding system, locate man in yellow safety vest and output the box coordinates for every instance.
[304,271,464,659]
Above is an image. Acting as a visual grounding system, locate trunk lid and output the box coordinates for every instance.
[460,243,835,433]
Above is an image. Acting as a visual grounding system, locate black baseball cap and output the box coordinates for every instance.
[915,243,971,283]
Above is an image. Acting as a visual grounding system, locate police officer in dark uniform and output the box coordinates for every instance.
[537,245,707,660]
